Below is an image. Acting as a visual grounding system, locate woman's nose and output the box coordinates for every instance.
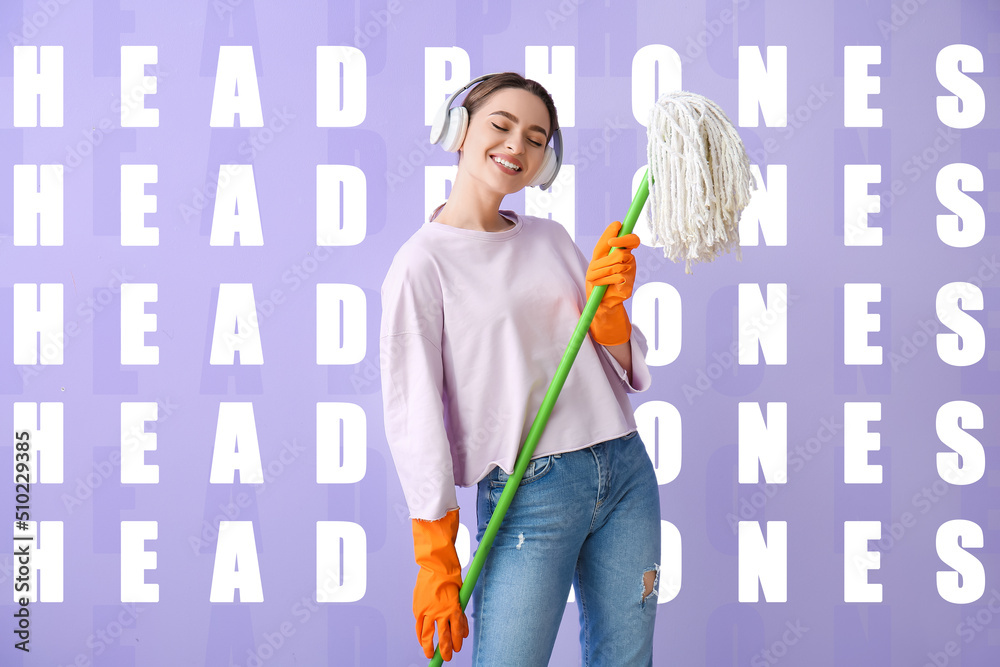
[506,132,525,154]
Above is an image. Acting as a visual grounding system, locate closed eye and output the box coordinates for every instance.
[492,122,543,147]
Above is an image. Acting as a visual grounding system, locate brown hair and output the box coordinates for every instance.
[461,72,559,143]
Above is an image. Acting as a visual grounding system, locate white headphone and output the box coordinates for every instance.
[429,73,563,191]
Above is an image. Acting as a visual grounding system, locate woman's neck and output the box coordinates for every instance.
[433,178,511,232]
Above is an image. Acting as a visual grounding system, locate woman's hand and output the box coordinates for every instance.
[412,508,468,661]
[586,221,640,346]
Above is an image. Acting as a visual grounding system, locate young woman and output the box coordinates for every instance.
[380,72,660,665]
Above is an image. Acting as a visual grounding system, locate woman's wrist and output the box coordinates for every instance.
[602,337,633,383]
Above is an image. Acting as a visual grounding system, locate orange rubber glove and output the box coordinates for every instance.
[586,221,640,346]
[412,508,468,661]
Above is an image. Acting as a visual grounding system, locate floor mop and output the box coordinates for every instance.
[427,90,756,665]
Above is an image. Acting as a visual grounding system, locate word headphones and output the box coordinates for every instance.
[429,72,563,191]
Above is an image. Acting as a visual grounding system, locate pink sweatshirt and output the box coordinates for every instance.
[379,206,652,521]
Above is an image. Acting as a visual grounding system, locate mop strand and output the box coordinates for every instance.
[646,91,756,273]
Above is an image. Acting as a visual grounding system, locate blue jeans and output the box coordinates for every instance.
[471,431,661,666]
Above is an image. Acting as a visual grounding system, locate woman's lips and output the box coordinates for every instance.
[490,154,522,175]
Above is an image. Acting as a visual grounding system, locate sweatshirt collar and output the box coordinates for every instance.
[427,204,522,240]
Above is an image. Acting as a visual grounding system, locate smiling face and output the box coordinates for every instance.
[457,87,552,195]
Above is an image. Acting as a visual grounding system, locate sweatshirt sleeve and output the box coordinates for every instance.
[379,249,459,522]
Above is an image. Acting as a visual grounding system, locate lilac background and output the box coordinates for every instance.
[0,0,998,665]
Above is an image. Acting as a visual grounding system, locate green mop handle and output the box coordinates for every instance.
[428,170,651,666]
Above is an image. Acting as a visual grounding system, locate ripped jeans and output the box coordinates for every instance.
[471,430,661,666]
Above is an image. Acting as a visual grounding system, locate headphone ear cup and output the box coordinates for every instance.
[528,146,557,188]
[440,105,469,153]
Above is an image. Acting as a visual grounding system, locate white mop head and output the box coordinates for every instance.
[646,91,756,274]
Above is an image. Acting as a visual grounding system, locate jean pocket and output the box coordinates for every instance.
[492,454,559,488]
